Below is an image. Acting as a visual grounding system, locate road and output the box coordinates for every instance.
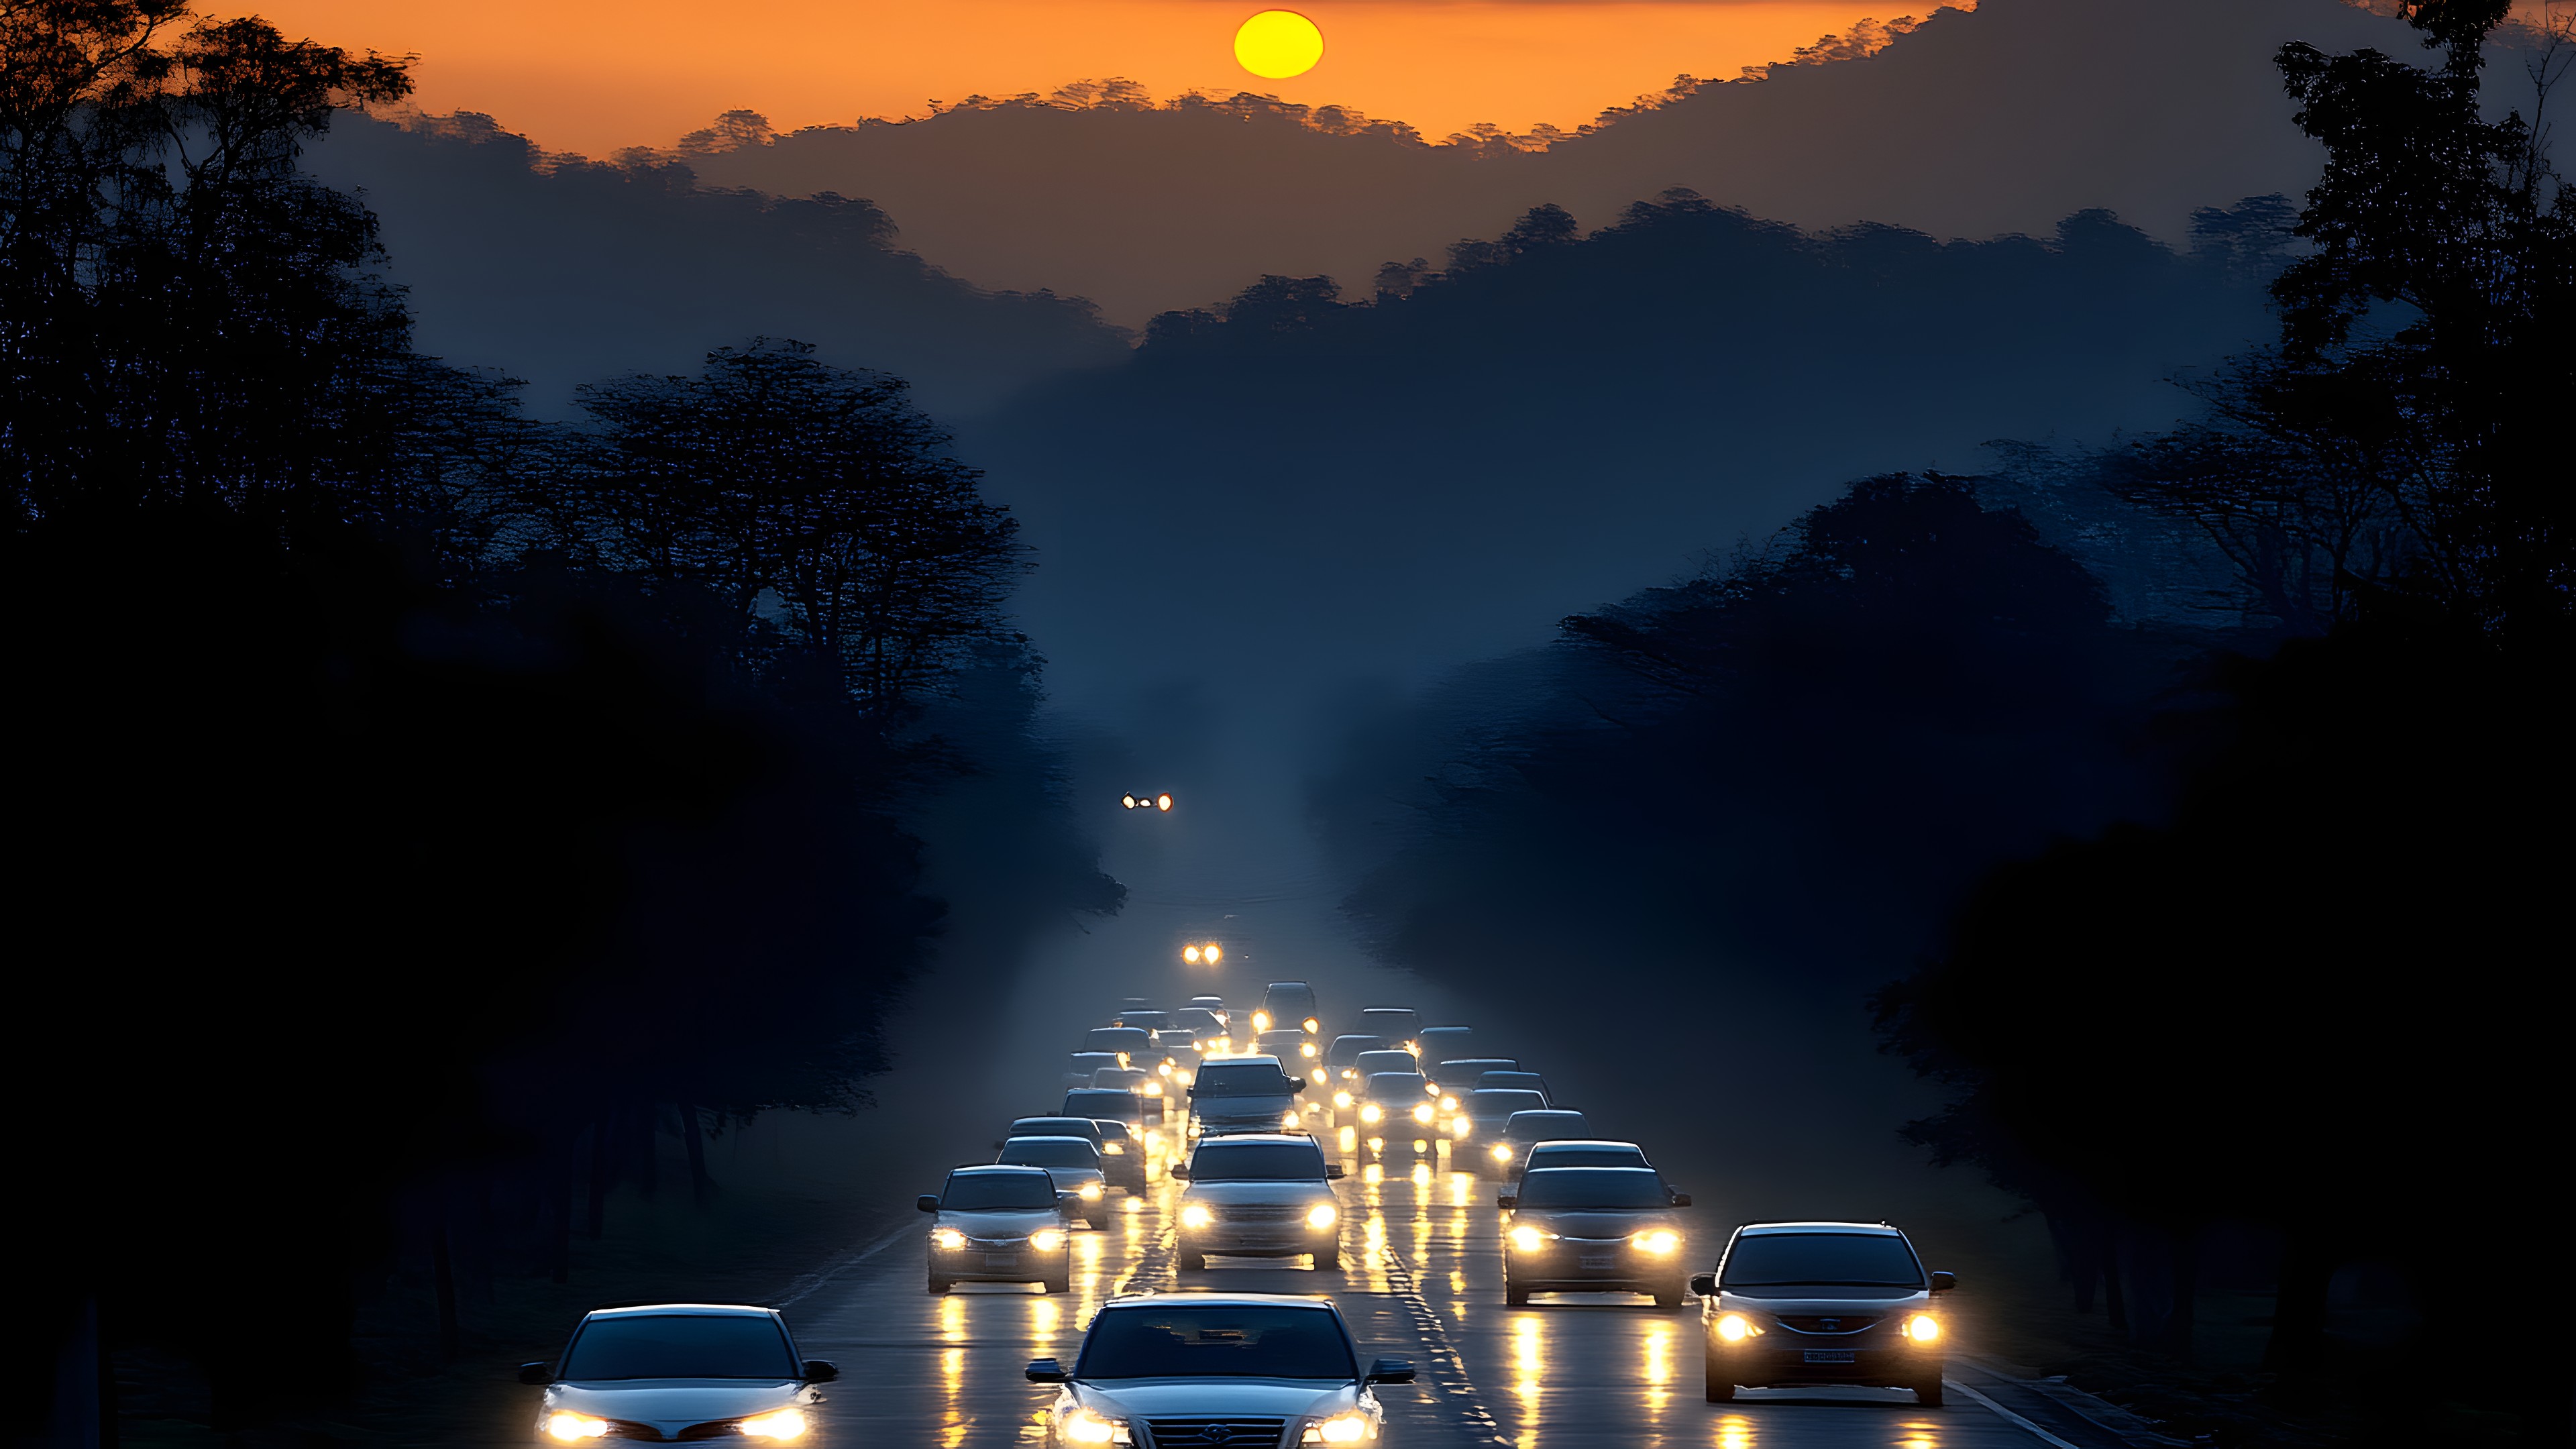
[785,1138,2122,1449]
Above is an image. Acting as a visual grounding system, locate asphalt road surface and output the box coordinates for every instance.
[786,1141,2123,1449]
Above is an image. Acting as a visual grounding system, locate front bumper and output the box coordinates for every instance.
[932,1241,1071,1282]
[1705,1340,1941,1388]
[1181,1217,1339,1257]
[1507,1240,1683,1292]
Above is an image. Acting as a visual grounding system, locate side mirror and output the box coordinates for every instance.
[1687,1273,1717,1297]
[916,1195,940,1214]
[517,1362,554,1386]
[802,1360,839,1383]
[1495,1194,1517,1210]
[1168,1164,1191,1181]
[1929,1271,1957,1292]
[1025,1358,1069,1383]
[1326,1164,1345,1180]
[1668,1193,1693,1208]
[1290,1079,1306,1093]
[1365,1357,1417,1384]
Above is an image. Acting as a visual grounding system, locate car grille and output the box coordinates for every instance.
[1209,1203,1306,1222]
[601,1424,742,1442]
[1144,1417,1289,1449]
[1775,1315,1881,1334]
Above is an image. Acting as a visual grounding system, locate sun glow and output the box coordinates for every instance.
[1234,9,1324,79]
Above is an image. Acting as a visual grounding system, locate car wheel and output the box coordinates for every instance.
[1915,1379,1944,1407]
[1313,1246,1340,1271]
[1179,1250,1206,1271]
[1654,1285,1684,1309]
[926,1275,950,1295]
[1704,1354,1735,1403]
[1506,1280,1529,1307]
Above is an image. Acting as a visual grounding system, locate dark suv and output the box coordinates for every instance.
[1690,1221,1956,1405]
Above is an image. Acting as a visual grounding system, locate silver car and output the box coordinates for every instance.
[1026,1294,1412,1448]
[1499,1167,1690,1307]
[918,1165,1075,1294]
[519,1303,835,1443]
[1691,1220,1956,1405]
[1172,1134,1347,1271]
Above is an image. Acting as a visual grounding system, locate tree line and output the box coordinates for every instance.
[5,0,1117,1434]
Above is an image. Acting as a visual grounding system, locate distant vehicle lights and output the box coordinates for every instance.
[1183,942,1224,965]
[1120,792,1175,812]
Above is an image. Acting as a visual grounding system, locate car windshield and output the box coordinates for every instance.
[1065,1092,1144,1120]
[561,1315,796,1381]
[998,1138,1098,1168]
[1014,1120,1097,1140]
[1526,1146,1647,1170]
[1194,1063,1295,1097]
[1078,1305,1356,1381]
[1513,1169,1670,1210]
[1191,1142,1330,1181]
[943,1172,1059,1211]
[1363,1073,1428,1101]
[1723,1234,1925,1288]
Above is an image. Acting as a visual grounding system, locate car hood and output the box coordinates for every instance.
[1719,1287,1934,1309]
[939,1208,1062,1236]
[547,1379,806,1434]
[1183,1181,1336,1205]
[1516,1209,1679,1240]
[1073,1379,1358,1419]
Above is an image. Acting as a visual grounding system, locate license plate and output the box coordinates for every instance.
[1803,1350,1856,1364]
[985,1253,1021,1269]
[1578,1254,1615,1269]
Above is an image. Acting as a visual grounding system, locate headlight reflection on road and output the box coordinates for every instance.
[1896,1424,1940,1449]
[1716,1413,1757,1449]
[939,1346,966,1449]
[1511,1316,1544,1413]
[939,1294,966,1344]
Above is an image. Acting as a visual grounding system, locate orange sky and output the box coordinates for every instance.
[219,1,1909,157]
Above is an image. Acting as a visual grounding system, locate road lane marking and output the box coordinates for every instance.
[772,1221,916,1307]
[1376,1240,1509,1447]
[1947,1378,2087,1449]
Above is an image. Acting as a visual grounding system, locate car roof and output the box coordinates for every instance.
[1505,1110,1585,1126]
[1015,1116,1101,1126]
[1199,1054,1285,1067]
[1002,1134,1096,1146]
[1101,1291,1337,1309]
[951,1163,1054,1176]
[1190,1133,1318,1148]
[584,1303,777,1320]
[1527,1138,1644,1153]
[1364,1071,1426,1083]
[1737,1221,1907,1237]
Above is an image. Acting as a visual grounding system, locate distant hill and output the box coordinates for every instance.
[304,114,1132,417]
[676,0,2410,323]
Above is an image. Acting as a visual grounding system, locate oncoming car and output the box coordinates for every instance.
[1490,1109,1590,1181]
[1326,1035,1387,1088]
[1691,1221,1957,1405]
[1024,1294,1413,1448]
[1188,1056,1309,1138]
[1171,1134,1347,1271]
[1517,1140,1686,1203]
[997,1134,1109,1216]
[1254,981,1321,1036]
[918,1165,1075,1294]
[520,1305,837,1443]
[1498,1167,1691,1307]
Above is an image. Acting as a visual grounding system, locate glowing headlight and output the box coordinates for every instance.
[1176,1072,1193,1087]
[930,1228,967,1250]
[1715,1312,1756,1342]
[1333,1091,1354,1110]
[1144,1083,1163,1095]
[1452,1117,1473,1139]
[1411,1103,1435,1124]
[737,1408,809,1440]
[1301,1018,1320,1034]
[1104,1142,1125,1153]
[1307,1202,1338,1229]
[1252,1012,1273,1033]
[1490,1144,1513,1162]
[1062,1409,1130,1445]
[1030,1229,1067,1251]
[1509,1225,1552,1252]
[1302,1412,1369,1444]
[547,1413,610,1441]
[1311,1068,1329,1084]
[1079,1181,1104,1200]
[1301,1042,1319,1058]
[1180,1202,1215,1229]
[1905,1313,1941,1342]
[1440,1096,1457,1111]
[1158,1061,1174,1076]
[1359,1104,1383,1124]
[1631,1230,1680,1254]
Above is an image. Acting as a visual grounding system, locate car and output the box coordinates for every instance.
[1499,1167,1692,1307]
[520,1303,835,1444]
[917,1165,1075,1295]
[1087,1025,1150,1063]
[1093,1120,1148,1193]
[997,1135,1110,1217]
[1170,1134,1348,1270]
[1063,1089,1160,1152]
[1690,1221,1956,1405]
[1352,1071,1442,1148]
[1517,1140,1686,1202]
[1091,1065,1167,1103]
[1169,1006,1230,1054]
[1487,1108,1591,1179]
[1455,1088,1548,1157]
[1024,1293,1413,1448]
[1063,1051,1123,1089]
[1187,1055,1308,1138]
[1124,1010,1173,1036]
[1256,1028,1312,1065]
[1338,1050,1420,1111]
[1252,981,1320,1037]
[1008,1116,1111,1157]
[1415,1026,1475,1065]
[1113,998,1157,1023]
[1474,1071,1552,1105]
[1431,1058,1517,1091]
[1325,1034,1387,1087]
[1356,1007,1419,1053]
[1186,994,1229,1021]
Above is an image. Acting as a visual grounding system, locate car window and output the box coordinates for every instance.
[1193,1062,1297,1097]
[998,1138,1099,1168]
[1078,1306,1356,1381]
[1723,1234,1925,1288]
[1362,1073,1428,1100]
[1065,1091,1144,1120]
[1014,1118,1099,1140]
[942,1172,1059,1211]
[1525,1146,1647,1170]
[1513,1169,1670,1210]
[561,1316,797,1381]
[1190,1142,1330,1181]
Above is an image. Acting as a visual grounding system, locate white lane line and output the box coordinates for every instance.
[1376,1242,1509,1448]
[771,1222,917,1308]
[1946,1378,2086,1449]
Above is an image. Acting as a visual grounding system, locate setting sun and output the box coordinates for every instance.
[1234,9,1324,80]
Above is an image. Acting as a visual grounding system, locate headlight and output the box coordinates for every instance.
[1283,1110,1303,1128]
[1440,1096,1457,1111]
[1411,1103,1435,1124]
[1144,1083,1163,1095]
[1180,1202,1214,1229]
[1301,1042,1319,1058]
[1079,1181,1104,1200]
[930,1228,967,1250]
[1303,1412,1368,1444]
[1062,1409,1131,1446]
[1252,1012,1273,1033]
[1307,1201,1339,1229]
[1509,1225,1553,1252]
[1158,1061,1174,1076]
[546,1413,610,1441]
[1715,1312,1756,1342]
[1359,1104,1383,1124]
[1176,1072,1193,1087]
[1905,1313,1941,1342]
[1311,1068,1328,1084]
[1103,1142,1125,1154]
[737,1408,808,1440]
[1333,1092,1354,1110]
[1631,1230,1680,1254]
[1452,1117,1473,1139]
[1030,1229,1067,1251]
[1302,1018,1320,1034]
[1490,1144,1513,1162]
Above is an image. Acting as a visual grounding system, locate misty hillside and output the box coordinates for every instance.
[303,113,1131,416]
[676,0,2410,323]
[963,194,2279,723]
